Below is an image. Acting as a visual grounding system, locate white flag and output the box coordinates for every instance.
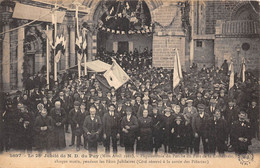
[229,61,234,90]
[104,59,130,90]
[173,49,183,89]
[241,57,246,83]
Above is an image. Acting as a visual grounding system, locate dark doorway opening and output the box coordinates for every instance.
[118,41,129,54]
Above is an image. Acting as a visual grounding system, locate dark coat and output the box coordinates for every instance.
[223,106,238,127]
[34,115,54,149]
[121,115,139,143]
[102,112,120,137]
[49,108,67,148]
[231,119,252,153]
[72,110,87,136]
[138,116,153,149]
[151,114,163,148]
[207,117,228,142]
[161,115,174,145]
[172,122,185,147]
[83,115,102,142]
[191,113,210,137]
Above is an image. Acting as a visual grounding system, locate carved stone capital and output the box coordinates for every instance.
[1,11,12,25]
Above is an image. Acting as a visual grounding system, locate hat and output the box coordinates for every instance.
[135,93,141,98]
[210,99,216,104]
[220,89,225,93]
[125,106,132,112]
[161,94,168,100]
[239,110,247,115]
[80,102,86,106]
[100,97,106,102]
[197,104,205,110]
[167,91,173,95]
[175,115,183,121]
[108,103,116,108]
[74,101,81,106]
[87,132,98,142]
[186,99,193,104]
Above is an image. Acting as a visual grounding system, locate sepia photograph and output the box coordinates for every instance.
[0,0,259,168]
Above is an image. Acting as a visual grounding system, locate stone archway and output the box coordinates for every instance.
[230,1,259,21]
[83,0,186,69]
[24,26,45,76]
[87,0,164,23]
[84,0,155,62]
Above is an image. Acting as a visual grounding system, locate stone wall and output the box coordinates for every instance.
[194,39,214,69]
[215,36,260,72]
[205,1,237,34]
[151,4,186,70]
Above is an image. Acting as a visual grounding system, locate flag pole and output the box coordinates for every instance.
[54,3,58,82]
[75,3,81,80]
[83,29,87,77]
[46,25,50,90]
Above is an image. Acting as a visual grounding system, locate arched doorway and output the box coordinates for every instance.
[92,0,153,68]
[24,26,45,76]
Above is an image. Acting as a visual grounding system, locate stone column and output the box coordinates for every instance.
[2,23,11,91]
[65,25,69,69]
[17,20,27,89]
[69,24,75,66]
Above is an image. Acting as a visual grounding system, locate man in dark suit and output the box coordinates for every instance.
[247,99,259,139]
[231,111,252,154]
[151,106,163,154]
[207,109,228,155]
[83,106,102,153]
[68,101,81,147]
[121,106,139,153]
[102,104,120,154]
[192,104,211,154]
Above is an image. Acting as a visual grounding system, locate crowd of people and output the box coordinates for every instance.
[97,47,153,70]
[0,58,259,155]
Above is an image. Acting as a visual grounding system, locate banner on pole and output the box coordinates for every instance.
[103,58,130,90]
